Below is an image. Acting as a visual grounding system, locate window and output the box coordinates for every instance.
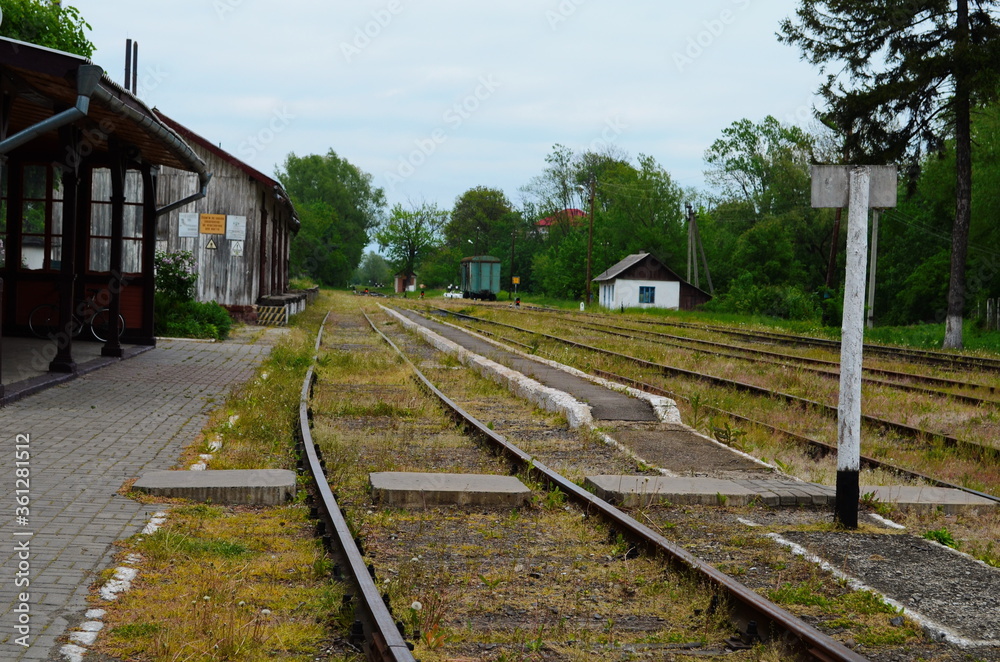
[89,169,144,274]
[20,164,63,271]
[639,286,655,304]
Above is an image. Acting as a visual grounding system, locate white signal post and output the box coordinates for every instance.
[811,165,897,528]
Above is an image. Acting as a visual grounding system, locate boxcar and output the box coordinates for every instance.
[460,255,501,300]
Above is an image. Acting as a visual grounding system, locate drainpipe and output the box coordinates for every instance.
[0,64,103,154]
[85,85,212,216]
[154,169,211,217]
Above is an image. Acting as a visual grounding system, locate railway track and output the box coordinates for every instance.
[295,305,872,661]
[586,310,1000,375]
[425,305,1000,502]
[573,318,998,407]
[430,307,998,461]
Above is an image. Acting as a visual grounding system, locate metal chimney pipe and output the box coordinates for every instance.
[124,39,132,92]
[131,41,138,94]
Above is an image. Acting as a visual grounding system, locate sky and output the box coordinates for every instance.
[68,0,827,214]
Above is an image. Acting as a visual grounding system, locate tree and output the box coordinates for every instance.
[701,118,834,305]
[445,186,513,253]
[375,202,447,286]
[0,0,94,56]
[352,251,391,288]
[703,116,813,220]
[779,0,1000,348]
[276,150,385,286]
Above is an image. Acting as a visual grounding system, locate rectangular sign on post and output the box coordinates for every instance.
[200,214,226,235]
[811,165,898,209]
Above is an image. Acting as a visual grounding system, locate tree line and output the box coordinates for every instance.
[10,0,1000,349]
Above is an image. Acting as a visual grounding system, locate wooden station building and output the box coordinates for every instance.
[0,36,298,377]
[154,116,301,321]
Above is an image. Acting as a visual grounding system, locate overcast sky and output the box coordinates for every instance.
[70,0,825,212]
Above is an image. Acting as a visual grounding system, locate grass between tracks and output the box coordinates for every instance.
[428,302,1000,570]
[91,292,361,662]
[312,300,800,660]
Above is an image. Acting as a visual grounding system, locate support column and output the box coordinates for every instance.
[836,166,870,529]
[139,165,157,345]
[102,146,125,357]
[49,153,80,372]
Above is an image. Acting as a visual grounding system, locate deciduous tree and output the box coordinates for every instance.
[0,0,93,56]
[276,149,385,286]
[780,0,1000,348]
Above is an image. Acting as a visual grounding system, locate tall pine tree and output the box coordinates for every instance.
[780,0,1000,348]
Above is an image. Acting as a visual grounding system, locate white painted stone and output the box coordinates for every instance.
[60,644,87,662]
[100,566,138,600]
[69,631,98,645]
[79,620,104,632]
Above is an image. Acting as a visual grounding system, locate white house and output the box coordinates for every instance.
[593,252,712,311]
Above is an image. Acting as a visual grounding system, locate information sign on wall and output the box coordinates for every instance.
[226,215,247,241]
[178,212,199,238]
[200,214,226,235]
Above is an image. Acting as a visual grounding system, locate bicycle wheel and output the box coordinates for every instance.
[29,304,84,339]
[90,309,125,343]
[27,304,56,339]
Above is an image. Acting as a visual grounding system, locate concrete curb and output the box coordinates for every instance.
[384,306,594,428]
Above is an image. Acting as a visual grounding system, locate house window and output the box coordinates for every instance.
[639,286,655,304]
[89,169,144,274]
[20,164,63,271]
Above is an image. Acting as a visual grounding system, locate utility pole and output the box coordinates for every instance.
[686,204,700,289]
[509,229,516,301]
[694,212,714,295]
[584,176,596,306]
[866,210,880,328]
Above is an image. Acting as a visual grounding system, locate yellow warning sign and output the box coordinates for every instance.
[205,238,217,250]
[200,213,226,235]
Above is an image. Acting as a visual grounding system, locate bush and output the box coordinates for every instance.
[704,273,822,321]
[154,296,233,340]
[154,251,197,301]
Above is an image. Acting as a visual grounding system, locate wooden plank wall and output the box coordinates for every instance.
[156,148,266,307]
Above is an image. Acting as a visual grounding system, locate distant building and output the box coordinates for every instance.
[536,208,586,236]
[593,252,711,311]
[394,273,417,294]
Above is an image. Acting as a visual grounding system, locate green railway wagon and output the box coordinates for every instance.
[460,255,501,300]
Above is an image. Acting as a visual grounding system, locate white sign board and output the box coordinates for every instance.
[226,215,247,241]
[178,212,199,238]
[231,241,244,257]
[811,165,898,209]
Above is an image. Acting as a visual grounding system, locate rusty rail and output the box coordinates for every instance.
[366,307,869,662]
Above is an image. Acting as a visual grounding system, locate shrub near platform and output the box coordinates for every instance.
[154,295,234,341]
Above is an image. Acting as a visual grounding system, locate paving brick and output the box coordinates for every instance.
[0,329,279,660]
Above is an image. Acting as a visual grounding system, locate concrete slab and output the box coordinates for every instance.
[734,479,836,507]
[370,472,531,508]
[586,475,760,507]
[132,469,297,506]
[861,485,998,515]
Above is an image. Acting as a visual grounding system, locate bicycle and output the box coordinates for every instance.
[28,290,125,342]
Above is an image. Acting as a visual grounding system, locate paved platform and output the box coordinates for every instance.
[133,469,297,506]
[371,472,531,508]
[585,475,997,513]
[395,309,659,422]
[0,327,282,660]
[1,337,152,406]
